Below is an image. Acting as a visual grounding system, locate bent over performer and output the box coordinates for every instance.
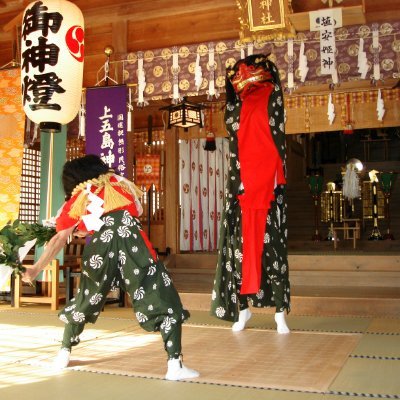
[23,154,199,381]
[210,55,291,333]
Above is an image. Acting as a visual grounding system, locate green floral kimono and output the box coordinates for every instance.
[59,210,188,359]
[210,72,291,323]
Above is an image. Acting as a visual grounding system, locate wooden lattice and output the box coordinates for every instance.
[18,148,41,224]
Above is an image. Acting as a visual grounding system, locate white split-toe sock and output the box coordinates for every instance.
[165,358,200,381]
[232,308,252,332]
[275,311,290,334]
[53,348,71,370]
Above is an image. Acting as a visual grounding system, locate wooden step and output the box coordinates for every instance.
[179,291,400,318]
[169,252,400,317]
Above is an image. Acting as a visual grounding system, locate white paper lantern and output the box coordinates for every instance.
[21,0,84,131]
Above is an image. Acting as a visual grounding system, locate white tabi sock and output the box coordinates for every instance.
[275,311,290,334]
[53,348,71,370]
[165,357,200,381]
[232,308,252,332]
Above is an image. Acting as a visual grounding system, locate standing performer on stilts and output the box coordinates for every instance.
[211,55,291,333]
[23,154,199,381]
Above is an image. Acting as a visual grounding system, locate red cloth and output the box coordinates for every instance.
[56,178,158,260]
[237,84,286,294]
[56,176,139,233]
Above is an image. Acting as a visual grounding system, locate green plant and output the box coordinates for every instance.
[0,220,56,275]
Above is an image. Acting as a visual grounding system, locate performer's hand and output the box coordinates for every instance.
[21,265,40,283]
[74,230,89,238]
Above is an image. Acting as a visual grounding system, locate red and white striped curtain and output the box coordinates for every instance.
[179,138,229,251]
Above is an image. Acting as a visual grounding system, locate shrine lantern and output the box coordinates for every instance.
[21,0,84,132]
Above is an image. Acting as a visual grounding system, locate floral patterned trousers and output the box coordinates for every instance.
[58,210,189,359]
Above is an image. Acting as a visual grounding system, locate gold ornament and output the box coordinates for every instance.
[104,45,114,57]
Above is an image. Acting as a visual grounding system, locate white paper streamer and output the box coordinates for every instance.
[377,89,385,121]
[81,185,105,232]
[247,42,254,56]
[372,27,381,81]
[343,164,360,200]
[78,93,85,138]
[240,47,245,59]
[172,47,180,103]
[298,41,309,82]
[288,39,294,57]
[207,43,219,100]
[127,87,133,131]
[331,68,339,85]
[287,39,294,89]
[194,53,202,92]
[137,52,146,106]
[208,43,216,98]
[327,93,335,125]
[357,38,368,79]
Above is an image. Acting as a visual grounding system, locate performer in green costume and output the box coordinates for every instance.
[23,155,199,380]
[210,55,291,333]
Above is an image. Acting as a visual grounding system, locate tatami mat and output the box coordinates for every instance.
[0,363,326,400]
[187,310,372,333]
[329,358,400,396]
[352,334,400,357]
[9,321,360,393]
[366,318,400,334]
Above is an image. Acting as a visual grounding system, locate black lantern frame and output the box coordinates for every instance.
[160,97,205,129]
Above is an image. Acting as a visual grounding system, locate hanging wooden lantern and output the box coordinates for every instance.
[237,0,296,42]
[160,97,205,130]
[21,0,85,132]
[343,93,354,135]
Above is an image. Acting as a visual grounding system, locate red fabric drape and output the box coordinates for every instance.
[237,84,286,294]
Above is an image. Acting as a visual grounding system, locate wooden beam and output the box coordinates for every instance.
[288,78,398,96]
[112,19,127,56]
[127,7,239,52]
[288,5,366,31]
[3,11,21,32]
[82,0,236,26]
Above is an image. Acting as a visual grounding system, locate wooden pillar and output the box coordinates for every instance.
[37,128,67,264]
[165,127,179,254]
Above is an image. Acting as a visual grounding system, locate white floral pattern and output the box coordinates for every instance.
[117,225,131,237]
[135,311,148,323]
[148,265,156,275]
[103,216,114,226]
[72,311,85,322]
[100,229,113,242]
[89,255,103,269]
[59,314,69,324]
[134,287,145,300]
[89,293,103,305]
[118,250,126,265]
[234,249,243,262]
[215,306,226,318]
[122,211,133,225]
[160,316,177,333]
[162,272,171,286]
